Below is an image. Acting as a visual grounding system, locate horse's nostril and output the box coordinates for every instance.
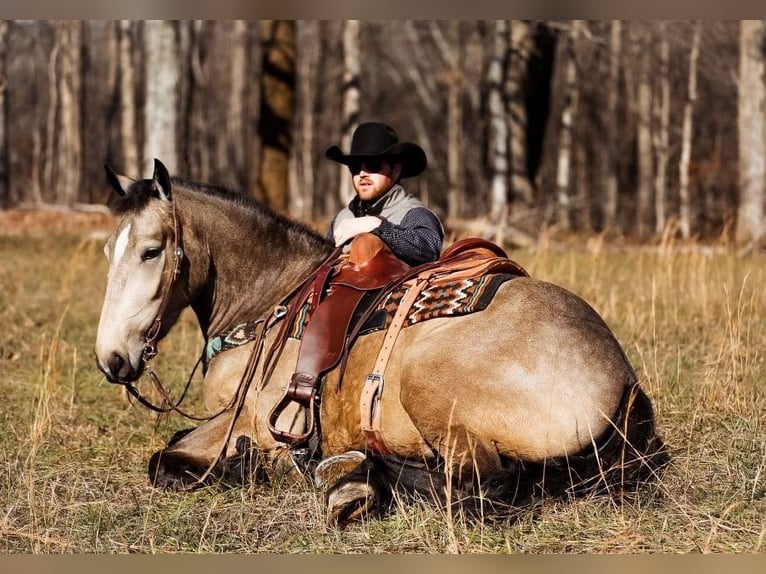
[107,353,125,377]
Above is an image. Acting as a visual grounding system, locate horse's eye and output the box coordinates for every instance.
[141,247,163,261]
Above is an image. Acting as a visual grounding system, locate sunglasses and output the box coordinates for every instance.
[348,158,386,175]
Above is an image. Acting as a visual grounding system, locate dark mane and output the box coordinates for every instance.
[114,176,329,245]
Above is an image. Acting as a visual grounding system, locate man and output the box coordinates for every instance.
[325,121,444,266]
[271,123,444,481]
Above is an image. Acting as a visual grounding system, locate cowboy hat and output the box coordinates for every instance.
[325,122,427,178]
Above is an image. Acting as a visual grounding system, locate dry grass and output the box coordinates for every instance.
[1,215,764,553]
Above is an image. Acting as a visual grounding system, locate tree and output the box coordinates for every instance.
[678,21,702,240]
[602,20,622,231]
[736,20,766,246]
[554,20,582,231]
[486,20,510,222]
[635,24,654,238]
[337,19,360,207]
[653,21,671,236]
[254,20,295,212]
[0,21,8,207]
[55,20,83,206]
[143,20,181,174]
[507,20,535,210]
[118,20,139,177]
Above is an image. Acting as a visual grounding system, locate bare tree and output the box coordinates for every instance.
[143,20,180,174]
[254,20,295,212]
[118,20,140,177]
[736,20,766,246]
[653,22,671,236]
[291,21,320,221]
[508,20,535,210]
[486,20,509,222]
[55,20,83,205]
[636,24,654,238]
[0,21,8,207]
[337,20,360,207]
[602,20,622,231]
[554,20,582,231]
[225,20,249,188]
[678,21,702,240]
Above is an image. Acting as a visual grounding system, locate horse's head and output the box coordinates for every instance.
[95,159,185,384]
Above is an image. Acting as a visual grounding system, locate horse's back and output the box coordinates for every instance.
[390,276,635,461]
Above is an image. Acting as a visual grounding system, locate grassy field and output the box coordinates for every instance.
[0,213,764,553]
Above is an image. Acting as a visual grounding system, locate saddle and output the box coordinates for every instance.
[267,234,410,444]
[267,233,529,449]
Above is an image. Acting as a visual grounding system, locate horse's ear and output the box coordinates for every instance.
[152,159,172,201]
[104,164,134,197]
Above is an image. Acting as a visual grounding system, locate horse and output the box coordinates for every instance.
[94,159,668,526]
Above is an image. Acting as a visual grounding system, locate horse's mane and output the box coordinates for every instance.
[114,176,329,245]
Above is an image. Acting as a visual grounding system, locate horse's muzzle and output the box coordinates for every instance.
[97,350,143,384]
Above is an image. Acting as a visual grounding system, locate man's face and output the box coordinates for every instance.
[349,157,402,202]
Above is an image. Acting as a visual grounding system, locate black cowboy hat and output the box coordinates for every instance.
[325,122,427,178]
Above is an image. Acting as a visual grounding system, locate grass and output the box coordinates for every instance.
[1,220,765,553]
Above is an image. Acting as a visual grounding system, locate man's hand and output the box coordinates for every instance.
[333,216,382,246]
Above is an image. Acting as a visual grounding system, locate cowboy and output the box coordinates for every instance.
[325,121,444,266]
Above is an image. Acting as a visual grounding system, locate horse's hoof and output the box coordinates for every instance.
[326,480,377,526]
[313,450,366,488]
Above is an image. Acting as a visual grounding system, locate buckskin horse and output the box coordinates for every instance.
[94,159,668,525]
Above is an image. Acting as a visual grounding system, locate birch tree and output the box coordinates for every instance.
[653,22,671,236]
[678,21,702,240]
[554,20,581,231]
[736,20,766,245]
[486,20,509,222]
[143,20,180,174]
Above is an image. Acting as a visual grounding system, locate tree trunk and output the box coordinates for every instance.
[487,20,509,222]
[508,20,535,209]
[291,21,319,221]
[118,20,139,176]
[736,20,766,245]
[441,21,463,219]
[678,21,702,240]
[56,20,83,206]
[254,20,295,212]
[0,21,8,207]
[555,21,581,231]
[654,22,671,236]
[226,20,248,188]
[143,20,180,174]
[636,25,654,239]
[603,20,622,231]
[337,20,360,207]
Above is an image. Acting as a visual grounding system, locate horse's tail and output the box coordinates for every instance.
[347,384,669,520]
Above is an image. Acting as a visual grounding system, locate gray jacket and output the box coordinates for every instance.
[328,184,444,266]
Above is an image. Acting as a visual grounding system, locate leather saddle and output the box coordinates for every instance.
[267,233,410,444]
[267,233,528,446]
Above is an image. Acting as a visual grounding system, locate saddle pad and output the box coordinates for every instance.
[287,271,517,340]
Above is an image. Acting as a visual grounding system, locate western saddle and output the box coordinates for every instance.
[267,233,528,453]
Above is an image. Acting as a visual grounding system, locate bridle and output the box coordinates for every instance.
[118,199,222,421]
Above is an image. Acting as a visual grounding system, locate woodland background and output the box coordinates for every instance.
[0,20,765,248]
